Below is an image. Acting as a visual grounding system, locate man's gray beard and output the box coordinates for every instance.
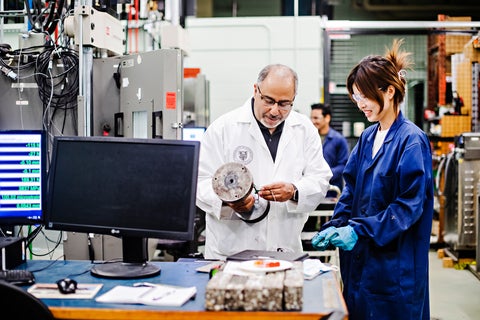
[260,118,281,129]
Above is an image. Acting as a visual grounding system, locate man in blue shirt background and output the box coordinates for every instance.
[310,103,349,198]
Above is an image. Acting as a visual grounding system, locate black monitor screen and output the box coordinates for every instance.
[45,136,200,278]
[0,130,46,228]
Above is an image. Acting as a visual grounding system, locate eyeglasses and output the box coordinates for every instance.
[257,85,294,110]
[352,87,387,104]
[352,93,367,103]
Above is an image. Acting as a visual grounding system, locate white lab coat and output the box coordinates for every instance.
[196,98,332,260]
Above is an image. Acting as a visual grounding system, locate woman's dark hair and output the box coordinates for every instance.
[346,38,413,115]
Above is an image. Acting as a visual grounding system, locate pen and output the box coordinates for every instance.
[133,282,157,287]
[152,289,175,301]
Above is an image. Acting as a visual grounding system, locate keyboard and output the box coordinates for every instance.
[0,269,35,285]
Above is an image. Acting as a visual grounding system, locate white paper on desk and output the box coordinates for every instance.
[95,284,197,307]
[303,259,339,280]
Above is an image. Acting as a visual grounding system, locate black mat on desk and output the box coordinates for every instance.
[226,249,308,261]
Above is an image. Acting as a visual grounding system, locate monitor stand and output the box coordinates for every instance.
[90,236,160,279]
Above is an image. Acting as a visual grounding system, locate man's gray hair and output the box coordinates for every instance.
[257,64,298,95]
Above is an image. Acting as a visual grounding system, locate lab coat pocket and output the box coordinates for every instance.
[362,290,410,320]
[363,244,400,296]
[371,174,395,209]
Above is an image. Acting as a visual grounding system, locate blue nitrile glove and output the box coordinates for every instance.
[311,226,338,251]
[330,225,358,251]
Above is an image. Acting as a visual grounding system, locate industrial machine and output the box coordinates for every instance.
[0,2,209,261]
[442,133,478,261]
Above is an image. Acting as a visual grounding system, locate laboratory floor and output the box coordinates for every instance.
[429,250,480,320]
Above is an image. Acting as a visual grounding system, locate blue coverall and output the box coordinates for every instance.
[321,127,349,195]
[322,112,434,319]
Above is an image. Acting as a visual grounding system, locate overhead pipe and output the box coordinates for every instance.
[355,0,480,12]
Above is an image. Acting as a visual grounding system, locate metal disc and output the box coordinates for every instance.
[212,162,253,203]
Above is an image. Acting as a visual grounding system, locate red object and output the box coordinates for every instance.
[265,261,281,268]
[184,68,201,78]
[253,260,280,268]
[424,109,436,120]
[165,92,177,109]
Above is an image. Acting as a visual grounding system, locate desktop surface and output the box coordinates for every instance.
[17,259,347,319]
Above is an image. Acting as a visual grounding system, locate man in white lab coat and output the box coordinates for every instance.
[196,64,332,260]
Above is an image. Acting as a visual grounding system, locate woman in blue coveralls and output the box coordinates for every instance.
[311,39,434,319]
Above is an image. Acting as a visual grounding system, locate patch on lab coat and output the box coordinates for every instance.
[233,146,253,164]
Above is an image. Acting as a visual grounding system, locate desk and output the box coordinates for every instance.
[18,259,347,320]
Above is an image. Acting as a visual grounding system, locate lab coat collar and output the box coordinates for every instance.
[239,97,301,166]
[384,111,405,143]
[362,111,406,165]
[365,111,406,145]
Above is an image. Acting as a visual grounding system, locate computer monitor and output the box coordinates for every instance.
[0,130,46,230]
[182,126,206,141]
[45,136,200,279]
